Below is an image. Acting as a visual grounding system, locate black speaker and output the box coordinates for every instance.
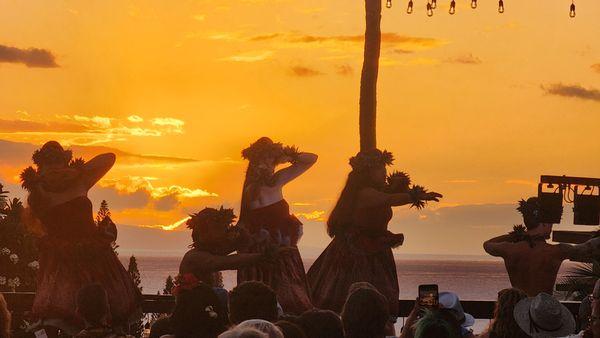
[573,189,600,225]
[538,184,564,224]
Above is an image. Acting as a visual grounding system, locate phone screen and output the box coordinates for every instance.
[418,284,439,308]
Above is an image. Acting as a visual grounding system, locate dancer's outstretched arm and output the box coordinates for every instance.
[358,187,442,208]
[272,152,318,187]
[182,250,263,272]
[560,237,600,262]
[81,153,116,189]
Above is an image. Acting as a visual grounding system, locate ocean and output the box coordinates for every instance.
[121,256,581,334]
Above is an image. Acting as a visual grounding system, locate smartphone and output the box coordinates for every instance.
[418,284,439,308]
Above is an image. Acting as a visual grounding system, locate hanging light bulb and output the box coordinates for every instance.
[427,2,434,16]
[387,0,393,9]
[449,0,456,14]
[498,0,505,13]
[431,0,437,9]
[471,0,477,9]
[569,1,576,17]
[407,0,414,13]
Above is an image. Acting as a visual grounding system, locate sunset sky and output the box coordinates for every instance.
[1,0,599,257]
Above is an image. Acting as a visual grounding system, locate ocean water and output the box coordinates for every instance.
[120,256,580,334]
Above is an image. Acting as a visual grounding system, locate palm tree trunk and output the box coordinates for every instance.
[359,0,382,152]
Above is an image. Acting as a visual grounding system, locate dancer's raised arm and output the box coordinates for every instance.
[483,234,515,257]
[81,152,116,190]
[272,152,318,187]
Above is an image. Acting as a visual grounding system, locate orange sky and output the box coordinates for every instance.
[1,0,599,256]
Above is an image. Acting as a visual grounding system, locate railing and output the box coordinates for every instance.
[2,292,582,320]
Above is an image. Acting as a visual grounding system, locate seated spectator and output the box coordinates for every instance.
[297,309,343,338]
[513,292,575,337]
[75,284,133,338]
[161,282,227,338]
[218,327,268,338]
[439,292,474,337]
[478,288,528,338]
[234,320,283,338]
[1,294,10,338]
[149,316,173,338]
[413,310,460,338]
[342,283,389,338]
[229,282,278,324]
[275,320,306,338]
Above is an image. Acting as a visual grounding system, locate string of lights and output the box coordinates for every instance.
[385,0,577,17]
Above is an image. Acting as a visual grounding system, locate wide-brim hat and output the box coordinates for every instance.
[439,292,475,327]
[513,293,576,337]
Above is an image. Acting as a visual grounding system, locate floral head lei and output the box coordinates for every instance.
[20,142,85,192]
[187,206,237,247]
[349,149,394,171]
[242,137,300,185]
[517,197,540,229]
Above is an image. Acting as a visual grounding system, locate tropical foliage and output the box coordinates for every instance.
[0,183,39,292]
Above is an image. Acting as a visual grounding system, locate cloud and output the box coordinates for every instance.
[151,117,185,133]
[445,53,482,65]
[0,119,89,133]
[591,63,600,74]
[0,139,199,172]
[146,216,191,231]
[219,51,273,62]
[241,32,445,53]
[100,176,217,200]
[127,115,144,123]
[336,64,353,76]
[0,44,59,68]
[192,14,206,22]
[542,83,600,102]
[0,113,188,145]
[249,33,281,41]
[296,210,326,221]
[290,66,324,77]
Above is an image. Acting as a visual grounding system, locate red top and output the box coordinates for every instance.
[40,196,98,238]
[347,205,403,254]
[246,199,302,246]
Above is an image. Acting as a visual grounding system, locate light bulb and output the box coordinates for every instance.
[498,0,505,13]
[427,2,434,16]
[387,0,393,9]
[431,0,437,9]
[449,0,456,14]
[407,0,414,13]
[471,0,477,9]
[569,3,576,17]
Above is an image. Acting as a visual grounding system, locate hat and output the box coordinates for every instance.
[513,293,576,337]
[439,292,475,328]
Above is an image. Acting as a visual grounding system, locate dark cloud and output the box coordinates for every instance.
[249,33,281,41]
[445,53,482,65]
[591,63,600,74]
[290,66,324,77]
[153,194,181,211]
[88,186,151,211]
[336,64,353,76]
[0,44,59,68]
[289,33,442,48]
[542,83,600,102]
[0,139,199,169]
[0,119,90,133]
